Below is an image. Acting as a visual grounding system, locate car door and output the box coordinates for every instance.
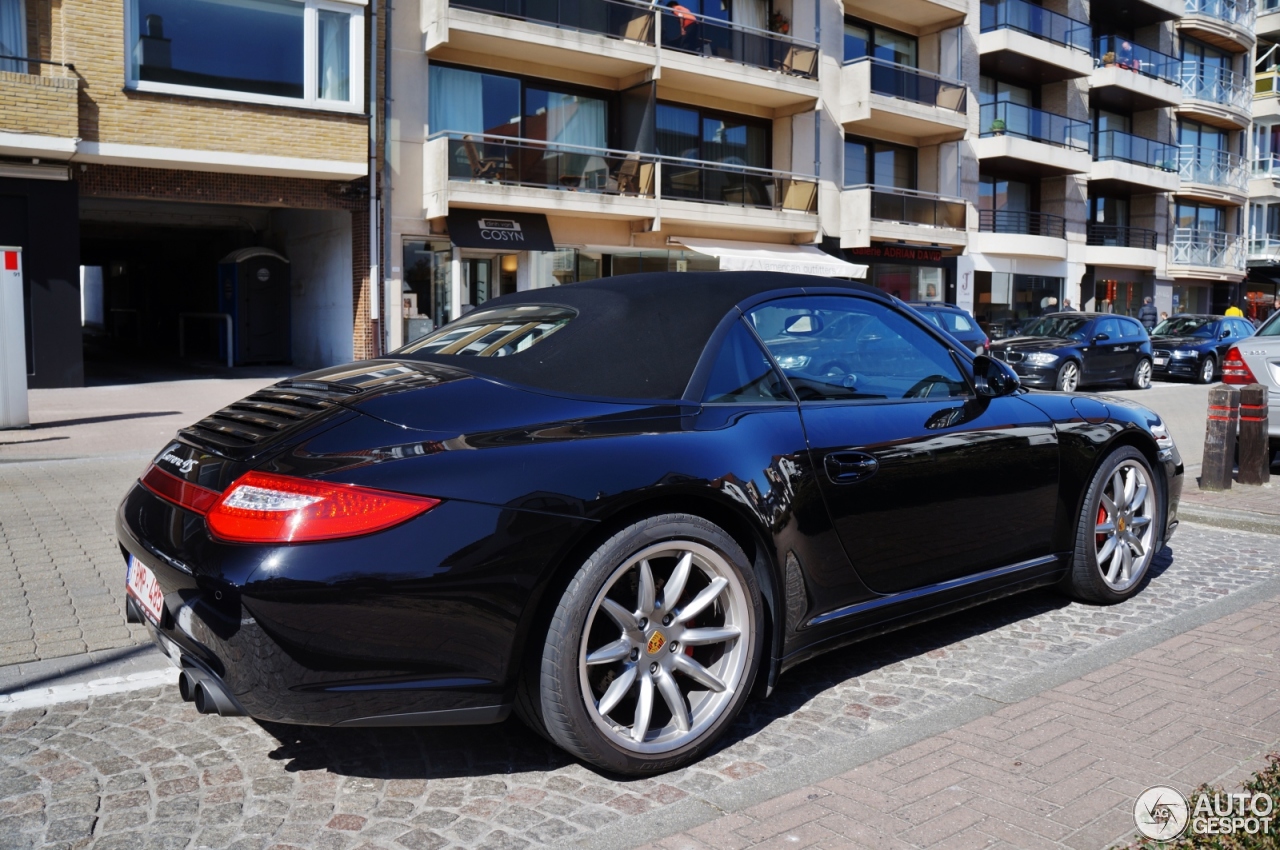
[1117,317,1148,374]
[1084,317,1124,381]
[745,295,1060,596]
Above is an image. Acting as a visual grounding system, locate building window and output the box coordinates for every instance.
[1175,201,1226,231]
[1178,119,1229,152]
[844,17,917,66]
[843,136,916,188]
[402,240,452,342]
[655,103,770,167]
[127,0,364,111]
[0,0,27,74]
[428,65,609,148]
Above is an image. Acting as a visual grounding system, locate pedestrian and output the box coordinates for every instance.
[1118,40,1135,70]
[1160,311,1168,322]
[1225,300,1244,317]
[1138,296,1158,330]
[1058,298,1076,312]
[667,1,698,51]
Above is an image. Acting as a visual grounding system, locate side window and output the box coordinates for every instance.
[702,320,792,403]
[745,296,969,402]
[946,312,975,333]
[1096,318,1121,339]
[1120,318,1144,339]
[1234,319,1254,337]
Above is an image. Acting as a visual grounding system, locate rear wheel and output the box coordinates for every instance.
[1196,355,1216,385]
[1062,447,1159,604]
[525,514,762,775]
[1055,361,1080,392]
[1129,358,1152,389]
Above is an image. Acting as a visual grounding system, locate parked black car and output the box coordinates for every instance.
[906,301,990,356]
[1150,314,1256,384]
[990,312,1154,392]
[117,273,1181,776]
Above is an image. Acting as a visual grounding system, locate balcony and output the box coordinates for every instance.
[843,0,966,32]
[424,132,819,235]
[975,102,1092,177]
[1261,0,1280,38]
[1250,156,1280,199]
[1255,71,1280,120]
[839,58,968,143]
[1179,64,1252,128]
[0,68,79,159]
[1247,236,1280,265]
[970,209,1067,259]
[1178,0,1256,53]
[1085,224,1161,269]
[656,9,820,109]
[1167,228,1246,280]
[1177,146,1248,203]
[1090,130,1180,193]
[839,185,969,249]
[428,0,658,82]
[1089,36,1182,111]
[979,0,1093,84]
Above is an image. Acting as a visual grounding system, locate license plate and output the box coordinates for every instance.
[1154,357,1169,366]
[127,555,165,625]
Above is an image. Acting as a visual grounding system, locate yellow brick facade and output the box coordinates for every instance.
[0,71,79,139]
[14,0,366,164]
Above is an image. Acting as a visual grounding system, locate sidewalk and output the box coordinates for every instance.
[1180,480,1280,536]
[631,596,1280,850]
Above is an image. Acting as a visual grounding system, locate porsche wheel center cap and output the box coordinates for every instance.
[647,631,666,655]
[1118,517,1127,533]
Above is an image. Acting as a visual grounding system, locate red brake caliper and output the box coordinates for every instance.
[1096,505,1108,546]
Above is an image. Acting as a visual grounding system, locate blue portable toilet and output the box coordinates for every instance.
[217,248,291,365]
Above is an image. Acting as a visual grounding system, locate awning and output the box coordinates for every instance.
[677,238,866,279]
[446,209,556,251]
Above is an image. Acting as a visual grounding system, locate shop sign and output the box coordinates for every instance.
[848,245,945,263]
[446,209,556,251]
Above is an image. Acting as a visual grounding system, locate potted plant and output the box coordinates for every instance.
[989,118,1006,135]
[769,10,790,34]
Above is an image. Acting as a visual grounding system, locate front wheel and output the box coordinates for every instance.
[1196,356,1216,385]
[527,514,762,775]
[1055,361,1080,392]
[1129,358,1152,389]
[1062,446,1159,604]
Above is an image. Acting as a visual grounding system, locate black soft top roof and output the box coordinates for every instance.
[397,271,884,400]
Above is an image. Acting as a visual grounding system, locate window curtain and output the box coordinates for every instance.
[545,92,607,149]
[317,9,350,101]
[0,0,26,74]
[656,104,700,159]
[428,66,484,133]
[733,0,766,67]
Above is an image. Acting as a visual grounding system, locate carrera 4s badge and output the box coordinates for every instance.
[159,451,199,475]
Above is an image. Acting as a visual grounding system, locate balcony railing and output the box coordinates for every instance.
[1181,63,1251,112]
[1093,130,1178,170]
[979,0,1091,51]
[849,57,968,113]
[658,7,818,78]
[433,132,819,213]
[1087,224,1158,250]
[1260,70,1280,96]
[978,209,1067,238]
[1092,36,1180,85]
[848,185,967,228]
[1254,155,1280,177]
[450,0,656,43]
[1248,236,1280,261]
[1184,0,1257,29]
[1170,228,1245,269]
[1178,145,1248,191]
[979,102,1089,150]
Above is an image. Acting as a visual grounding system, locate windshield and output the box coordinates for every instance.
[1152,316,1215,337]
[1261,314,1280,336]
[397,306,575,357]
[1019,315,1090,341]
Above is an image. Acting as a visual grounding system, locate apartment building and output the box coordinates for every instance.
[0,0,377,388]
[390,0,1263,346]
[1248,0,1280,322]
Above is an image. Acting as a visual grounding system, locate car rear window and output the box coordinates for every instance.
[398,306,576,357]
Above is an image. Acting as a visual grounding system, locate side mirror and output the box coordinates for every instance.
[784,314,824,334]
[1093,332,1110,342]
[1219,329,1231,339]
[973,354,1021,398]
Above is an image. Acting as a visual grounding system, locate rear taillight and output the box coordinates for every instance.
[1222,346,1259,385]
[141,464,221,514]
[205,471,440,544]
[983,339,991,353]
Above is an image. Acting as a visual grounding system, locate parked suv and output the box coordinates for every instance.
[1150,314,1255,384]
[989,313,1153,392]
[905,302,989,356]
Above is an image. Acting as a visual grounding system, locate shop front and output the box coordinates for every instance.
[1171,282,1213,316]
[1086,268,1151,317]
[845,244,956,304]
[972,272,1064,339]
[1246,276,1279,324]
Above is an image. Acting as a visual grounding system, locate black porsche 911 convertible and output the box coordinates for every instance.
[118,272,1182,775]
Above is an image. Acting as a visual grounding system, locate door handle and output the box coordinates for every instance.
[825,451,879,484]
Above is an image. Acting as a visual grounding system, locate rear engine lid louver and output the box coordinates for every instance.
[179,384,357,457]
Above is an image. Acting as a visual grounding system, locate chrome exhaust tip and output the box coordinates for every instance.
[180,661,246,717]
[178,670,198,702]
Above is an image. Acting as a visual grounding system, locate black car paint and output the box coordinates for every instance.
[1150,315,1255,381]
[989,314,1153,389]
[117,286,1182,728]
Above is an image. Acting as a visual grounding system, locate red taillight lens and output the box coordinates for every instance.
[205,471,440,544]
[141,464,221,514]
[983,339,991,353]
[1222,346,1258,385]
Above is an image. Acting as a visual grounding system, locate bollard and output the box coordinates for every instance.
[1238,384,1271,486]
[1201,384,1240,491]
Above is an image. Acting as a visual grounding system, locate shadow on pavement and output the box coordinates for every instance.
[32,411,181,429]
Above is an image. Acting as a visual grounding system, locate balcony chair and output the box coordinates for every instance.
[614,154,655,196]
[462,135,510,182]
[777,45,817,76]
[780,179,817,213]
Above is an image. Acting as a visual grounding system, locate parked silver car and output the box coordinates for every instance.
[1224,313,1280,451]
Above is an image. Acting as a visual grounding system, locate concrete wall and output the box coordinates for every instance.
[272,210,355,369]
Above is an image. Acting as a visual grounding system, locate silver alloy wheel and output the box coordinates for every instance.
[1135,359,1152,388]
[1094,459,1156,592]
[578,541,751,754]
[1058,362,1079,392]
[1200,357,1215,384]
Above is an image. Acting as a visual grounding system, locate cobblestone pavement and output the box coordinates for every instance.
[0,523,1276,850]
[638,597,1280,850]
[0,458,150,667]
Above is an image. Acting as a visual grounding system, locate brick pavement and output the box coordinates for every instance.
[635,598,1280,850]
[0,523,1276,849]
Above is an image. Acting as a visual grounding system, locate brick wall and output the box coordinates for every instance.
[77,164,378,360]
[20,0,367,164]
[0,71,79,138]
